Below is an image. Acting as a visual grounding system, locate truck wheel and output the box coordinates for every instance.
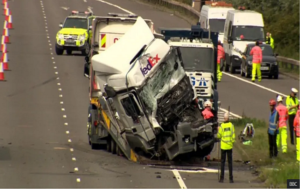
[91,143,97,150]
[81,42,90,56]
[106,137,111,152]
[55,46,64,55]
[111,139,116,154]
[66,50,72,55]
[245,66,250,78]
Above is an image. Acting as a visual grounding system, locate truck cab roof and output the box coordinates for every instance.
[167,40,214,48]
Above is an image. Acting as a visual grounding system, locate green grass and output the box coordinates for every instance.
[231,117,299,188]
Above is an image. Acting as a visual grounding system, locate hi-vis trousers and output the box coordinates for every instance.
[252,63,261,82]
[217,64,222,81]
[277,126,288,153]
[296,137,300,162]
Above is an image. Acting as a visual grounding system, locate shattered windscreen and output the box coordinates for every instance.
[178,47,214,72]
[139,48,186,113]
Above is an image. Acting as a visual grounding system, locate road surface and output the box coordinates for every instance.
[1,0,297,187]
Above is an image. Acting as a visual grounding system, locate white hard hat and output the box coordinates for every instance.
[277,95,283,102]
[291,88,298,93]
[204,100,212,107]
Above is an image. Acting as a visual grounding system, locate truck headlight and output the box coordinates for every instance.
[247,61,252,65]
[79,34,85,41]
[57,33,64,40]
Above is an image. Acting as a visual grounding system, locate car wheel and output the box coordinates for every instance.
[240,64,245,77]
[66,50,72,55]
[274,74,279,79]
[55,46,64,55]
[245,65,250,78]
[229,58,235,74]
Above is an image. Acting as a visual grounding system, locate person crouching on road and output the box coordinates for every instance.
[293,106,300,163]
[268,99,279,158]
[286,88,299,145]
[217,112,235,183]
[217,40,225,82]
[276,95,289,153]
[249,41,262,82]
[202,101,214,121]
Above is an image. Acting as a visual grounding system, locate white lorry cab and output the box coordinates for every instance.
[223,7,265,73]
[199,1,234,43]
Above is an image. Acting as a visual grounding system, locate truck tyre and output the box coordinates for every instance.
[245,65,250,78]
[91,143,97,150]
[106,137,111,152]
[116,146,123,156]
[111,139,116,154]
[66,50,72,55]
[81,42,90,56]
[55,46,64,55]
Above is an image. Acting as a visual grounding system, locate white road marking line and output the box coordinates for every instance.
[172,170,187,189]
[87,6,93,14]
[96,0,134,14]
[57,83,61,86]
[72,157,76,161]
[68,139,72,143]
[66,131,69,134]
[83,0,87,2]
[59,94,63,97]
[55,72,58,74]
[76,178,81,183]
[61,6,69,10]
[56,77,59,79]
[64,122,68,125]
[223,72,300,102]
[219,108,242,118]
[58,88,62,91]
[60,101,64,104]
[54,66,57,69]
[70,148,74,152]
[63,115,67,118]
[175,168,220,174]
[61,108,65,111]
[74,167,79,171]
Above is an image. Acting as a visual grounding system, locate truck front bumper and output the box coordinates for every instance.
[163,121,217,160]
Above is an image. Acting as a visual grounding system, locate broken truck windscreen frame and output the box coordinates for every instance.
[178,47,214,72]
[139,48,186,112]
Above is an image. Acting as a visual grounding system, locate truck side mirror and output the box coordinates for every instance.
[104,85,117,98]
[59,23,63,28]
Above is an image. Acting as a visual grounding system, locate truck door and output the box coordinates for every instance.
[117,92,155,143]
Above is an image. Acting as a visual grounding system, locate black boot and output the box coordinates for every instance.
[219,177,224,183]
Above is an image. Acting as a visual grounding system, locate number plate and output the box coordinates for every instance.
[260,66,269,71]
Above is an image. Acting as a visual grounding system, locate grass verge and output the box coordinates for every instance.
[231,117,299,188]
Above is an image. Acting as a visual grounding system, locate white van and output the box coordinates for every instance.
[223,8,265,73]
[199,2,234,43]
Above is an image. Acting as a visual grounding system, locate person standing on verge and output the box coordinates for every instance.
[266,32,275,49]
[217,112,235,183]
[249,41,262,82]
[217,40,225,82]
[293,106,300,163]
[268,99,279,158]
[286,88,299,145]
[276,95,289,153]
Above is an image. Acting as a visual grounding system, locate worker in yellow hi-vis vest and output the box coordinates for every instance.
[286,88,299,145]
[217,112,235,183]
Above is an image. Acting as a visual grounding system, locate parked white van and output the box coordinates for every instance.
[199,1,234,43]
[223,8,265,73]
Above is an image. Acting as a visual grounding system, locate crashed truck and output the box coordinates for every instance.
[159,24,220,116]
[87,17,217,162]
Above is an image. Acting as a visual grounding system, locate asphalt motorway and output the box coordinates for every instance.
[0,0,296,188]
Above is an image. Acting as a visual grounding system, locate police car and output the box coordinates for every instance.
[55,10,95,55]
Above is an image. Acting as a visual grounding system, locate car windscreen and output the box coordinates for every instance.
[247,45,274,56]
[63,18,87,29]
[178,47,214,72]
[209,19,225,33]
[231,26,265,41]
